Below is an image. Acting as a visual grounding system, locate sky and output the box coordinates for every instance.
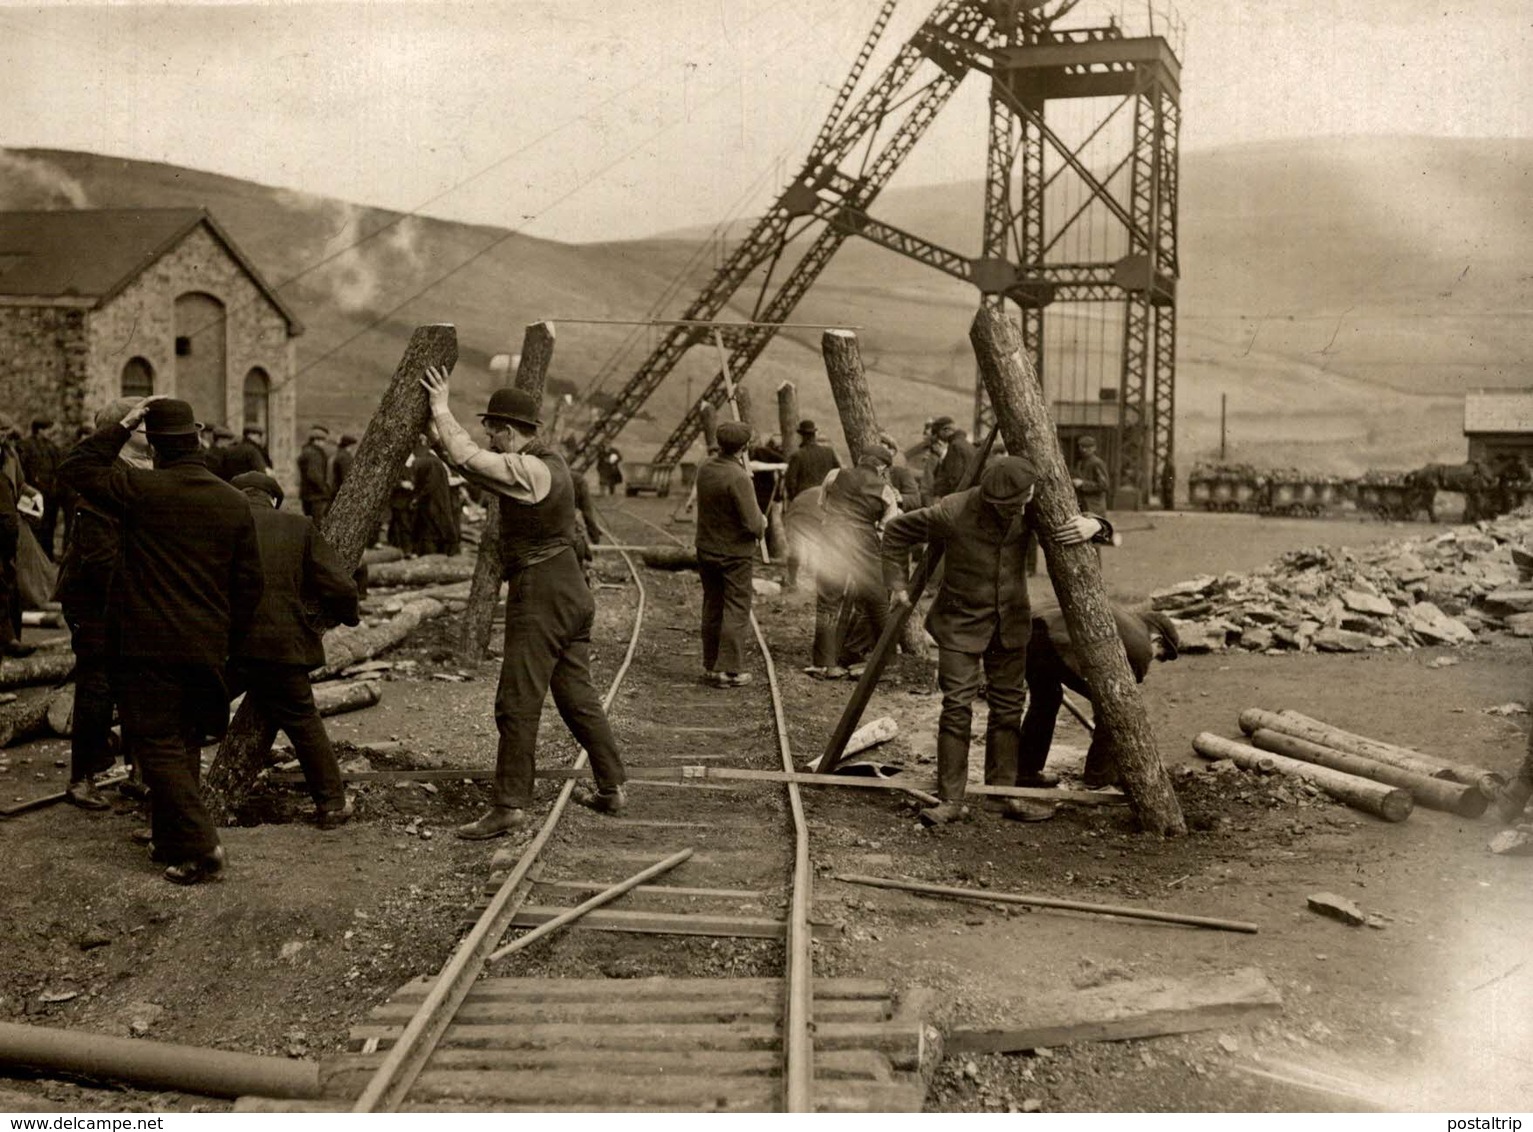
[1,0,1529,242]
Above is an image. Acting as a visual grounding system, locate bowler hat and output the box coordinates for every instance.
[480,387,541,428]
[144,399,199,436]
[979,456,1038,507]
[231,471,285,507]
[796,419,817,436]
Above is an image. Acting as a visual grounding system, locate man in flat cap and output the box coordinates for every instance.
[421,366,627,839]
[782,419,840,591]
[808,443,900,679]
[297,424,334,526]
[1014,603,1179,791]
[695,419,766,687]
[930,417,978,499]
[1071,435,1111,514]
[61,396,264,883]
[229,471,359,827]
[882,456,1114,824]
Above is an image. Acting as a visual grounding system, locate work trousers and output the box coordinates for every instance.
[494,550,626,810]
[0,558,19,649]
[935,629,1028,802]
[812,576,889,669]
[228,660,345,810]
[70,653,118,783]
[697,549,754,675]
[115,664,223,862]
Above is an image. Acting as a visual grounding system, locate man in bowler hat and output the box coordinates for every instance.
[421,366,627,839]
[61,397,263,883]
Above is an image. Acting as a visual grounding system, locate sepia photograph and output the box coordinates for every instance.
[0,0,1529,1116]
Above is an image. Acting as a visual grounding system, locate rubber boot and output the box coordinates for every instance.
[935,731,971,804]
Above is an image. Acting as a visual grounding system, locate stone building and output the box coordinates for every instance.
[1464,388,1533,468]
[0,207,302,475]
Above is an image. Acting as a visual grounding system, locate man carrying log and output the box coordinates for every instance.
[695,421,765,687]
[228,472,360,829]
[421,366,628,838]
[60,397,264,884]
[1012,603,1179,790]
[882,456,1114,825]
[807,443,899,680]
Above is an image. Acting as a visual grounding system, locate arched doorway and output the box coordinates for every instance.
[121,356,155,399]
[173,291,226,425]
[243,367,271,437]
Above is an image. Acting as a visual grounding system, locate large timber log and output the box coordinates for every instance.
[819,329,927,660]
[1248,728,1487,818]
[0,650,75,691]
[732,381,755,433]
[459,322,556,664]
[778,381,800,460]
[972,308,1185,836]
[367,555,475,587]
[1193,732,1413,823]
[1244,708,1504,799]
[0,688,53,748]
[205,325,458,822]
[313,599,447,680]
[311,679,382,718]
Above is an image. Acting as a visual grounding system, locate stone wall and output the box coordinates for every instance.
[87,222,299,485]
[0,302,91,431]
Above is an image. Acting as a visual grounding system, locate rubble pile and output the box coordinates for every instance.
[1150,513,1533,654]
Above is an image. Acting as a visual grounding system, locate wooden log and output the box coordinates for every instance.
[0,650,74,691]
[205,325,458,822]
[487,849,693,962]
[778,381,800,460]
[312,680,382,718]
[945,967,1282,1055]
[833,873,1259,934]
[821,329,881,462]
[459,321,555,664]
[699,402,719,454]
[1192,732,1413,822]
[360,546,404,566]
[367,555,474,588]
[1262,708,1504,798]
[361,580,471,614]
[732,382,755,434]
[311,599,445,680]
[44,685,74,738]
[637,545,699,571]
[1249,729,1488,818]
[0,687,55,748]
[972,308,1185,836]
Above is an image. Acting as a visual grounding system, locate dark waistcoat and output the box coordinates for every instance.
[499,441,576,575]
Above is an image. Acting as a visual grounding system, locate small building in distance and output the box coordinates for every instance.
[0,207,302,475]
[1464,388,1533,468]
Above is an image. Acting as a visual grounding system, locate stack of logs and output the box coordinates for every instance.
[1193,709,1504,823]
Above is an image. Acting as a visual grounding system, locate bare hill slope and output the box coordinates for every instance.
[6,137,1528,474]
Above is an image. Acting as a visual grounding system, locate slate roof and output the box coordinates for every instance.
[1464,389,1533,435]
[0,208,302,334]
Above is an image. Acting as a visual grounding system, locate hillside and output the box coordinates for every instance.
[4,137,1530,477]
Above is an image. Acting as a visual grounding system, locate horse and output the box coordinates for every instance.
[1403,461,1494,522]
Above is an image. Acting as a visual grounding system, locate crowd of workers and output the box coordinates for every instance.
[0,377,1180,885]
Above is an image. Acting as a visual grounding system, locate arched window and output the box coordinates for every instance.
[243,367,271,436]
[121,357,154,398]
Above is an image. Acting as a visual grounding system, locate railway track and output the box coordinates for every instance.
[252,504,930,1113]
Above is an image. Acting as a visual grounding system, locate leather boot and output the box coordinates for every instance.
[918,800,968,826]
[1493,776,1533,825]
[66,779,111,811]
[935,731,972,804]
[164,845,226,886]
[1082,737,1119,789]
[455,807,528,840]
[575,784,628,815]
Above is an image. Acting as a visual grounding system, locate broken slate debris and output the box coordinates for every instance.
[1306,892,1366,926]
[1148,517,1533,653]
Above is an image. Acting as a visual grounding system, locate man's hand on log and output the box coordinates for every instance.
[1053,516,1103,545]
[421,365,453,413]
[120,395,168,430]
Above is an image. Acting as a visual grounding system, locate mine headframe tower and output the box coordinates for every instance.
[569,0,1182,507]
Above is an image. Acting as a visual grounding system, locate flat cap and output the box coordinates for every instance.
[231,471,284,506]
[716,420,752,452]
[978,455,1038,507]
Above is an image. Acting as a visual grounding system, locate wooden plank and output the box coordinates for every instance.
[323,1047,894,1087]
[365,998,890,1026]
[505,906,807,940]
[384,975,891,1003]
[527,879,768,901]
[945,968,1283,1055]
[348,1019,923,1068]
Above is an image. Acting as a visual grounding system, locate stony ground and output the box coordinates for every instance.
[1,504,1530,1114]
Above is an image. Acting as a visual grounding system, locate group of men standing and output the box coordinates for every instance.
[694,407,1177,825]
[50,396,362,885]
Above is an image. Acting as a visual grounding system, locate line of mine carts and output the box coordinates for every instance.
[1187,457,1533,522]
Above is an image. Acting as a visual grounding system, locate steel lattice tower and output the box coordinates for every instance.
[570,0,1182,507]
